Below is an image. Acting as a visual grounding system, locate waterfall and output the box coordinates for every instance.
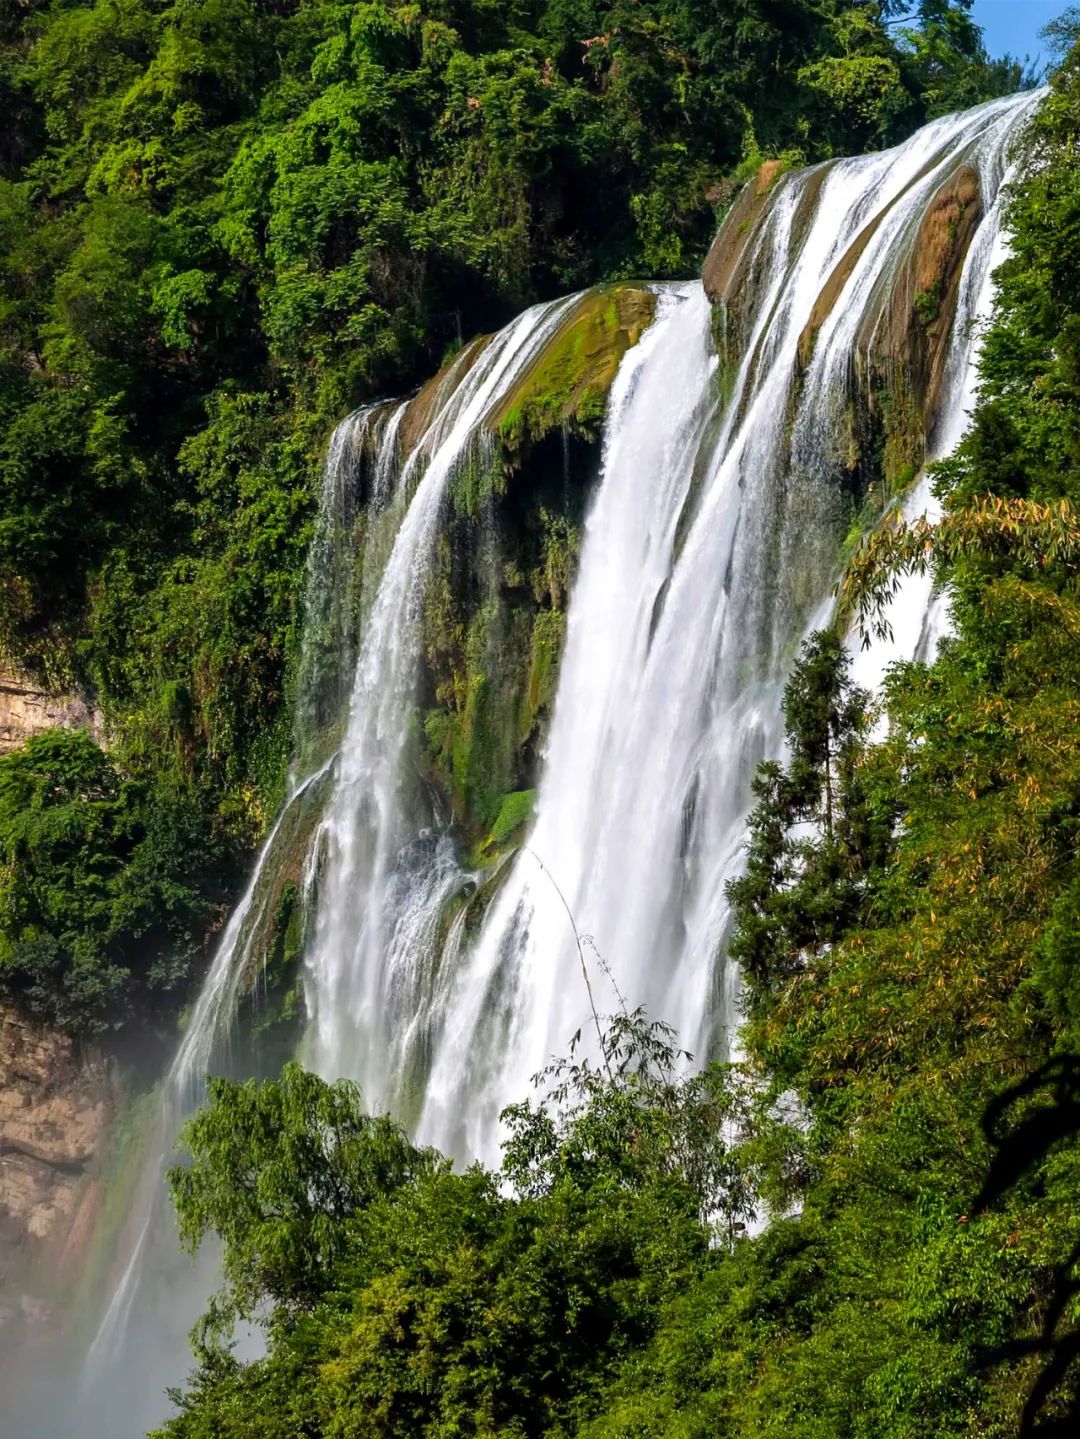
[847,106,1033,689]
[21,89,1043,1439]
[21,405,405,1439]
[416,91,1042,1160]
[300,295,579,1099]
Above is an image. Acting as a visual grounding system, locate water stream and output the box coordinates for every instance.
[418,91,1043,1160]
[21,89,1042,1438]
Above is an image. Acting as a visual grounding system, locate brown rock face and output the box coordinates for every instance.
[0,672,100,754]
[0,1006,113,1342]
[870,163,984,437]
[398,333,492,459]
[703,151,985,499]
[702,159,789,307]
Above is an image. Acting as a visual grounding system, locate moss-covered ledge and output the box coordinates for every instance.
[408,285,663,844]
[487,284,656,454]
[702,158,791,307]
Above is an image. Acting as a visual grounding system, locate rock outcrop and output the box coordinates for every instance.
[0,672,99,754]
[0,1000,113,1348]
[488,284,655,451]
[702,158,792,307]
[705,153,986,499]
[0,671,112,1361]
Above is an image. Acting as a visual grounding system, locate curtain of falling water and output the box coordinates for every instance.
[25,89,1043,1439]
[34,297,578,1439]
[417,91,1043,1162]
[20,406,402,1439]
[300,296,580,1097]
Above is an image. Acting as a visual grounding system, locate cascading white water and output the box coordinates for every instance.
[25,89,1043,1439]
[42,302,573,1439]
[301,296,579,1099]
[416,91,1043,1161]
[848,106,1034,689]
[36,404,408,1439]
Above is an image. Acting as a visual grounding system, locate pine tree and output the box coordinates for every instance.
[725,630,889,1010]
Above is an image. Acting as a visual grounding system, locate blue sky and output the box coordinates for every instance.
[971,0,1074,67]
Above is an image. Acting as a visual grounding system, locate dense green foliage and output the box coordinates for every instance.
[158,1015,750,1439]
[154,32,1080,1439]
[0,728,219,1031]
[0,0,1020,1029]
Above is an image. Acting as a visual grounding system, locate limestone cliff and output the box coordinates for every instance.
[0,1006,114,1350]
[367,285,656,846]
[0,672,99,754]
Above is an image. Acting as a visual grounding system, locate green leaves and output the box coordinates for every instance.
[157,1018,754,1439]
[169,1063,439,1329]
[0,729,213,1031]
[725,631,883,1012]
[839,496,1080,646]
[0,2,1021,979]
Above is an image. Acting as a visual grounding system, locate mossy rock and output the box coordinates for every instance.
[469,788,537,867]
[522,608,565,744]
[488,284,656,453]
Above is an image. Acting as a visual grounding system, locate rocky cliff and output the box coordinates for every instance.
[0,669,112,1361]
[0,1006,114,1352]
[0,672,99,755]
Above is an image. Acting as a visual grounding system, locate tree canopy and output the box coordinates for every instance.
[0,727,217,1032]
[155,31,1080,1439]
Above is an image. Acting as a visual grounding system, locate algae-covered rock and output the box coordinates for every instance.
[342,283,658,847]
[874,163,983,428]
[472,788,537,866]
[703,158,817,396]
[784,158,983,495]
[488,284,655,452]
[853,162,983,490]
[419,504,578,841]
[796,200,888,372]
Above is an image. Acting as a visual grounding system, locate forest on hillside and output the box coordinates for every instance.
[0,0,1027,1036]
[4,4,1080,1437]
[151,35,1080,1434]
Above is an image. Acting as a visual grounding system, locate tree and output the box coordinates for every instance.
[158,1019,754,1438]
[725,630,887,1011]
[0,728,212,1032]
[169,1062,439,1332]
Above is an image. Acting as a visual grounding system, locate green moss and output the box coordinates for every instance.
[914,280,943,328]
[424,593,557,838]
[447,434,507,521]
[487,788,536,846]
[531,508,578,608]
[489,284,656,453]
[423,598,521,831]
[418,480,582,841]
[523,609,565,742]
[710,303,742,408]
[469,787,537,865]
[480,788,537,851]
[253,881,306,1044]
[878,371,924,488]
